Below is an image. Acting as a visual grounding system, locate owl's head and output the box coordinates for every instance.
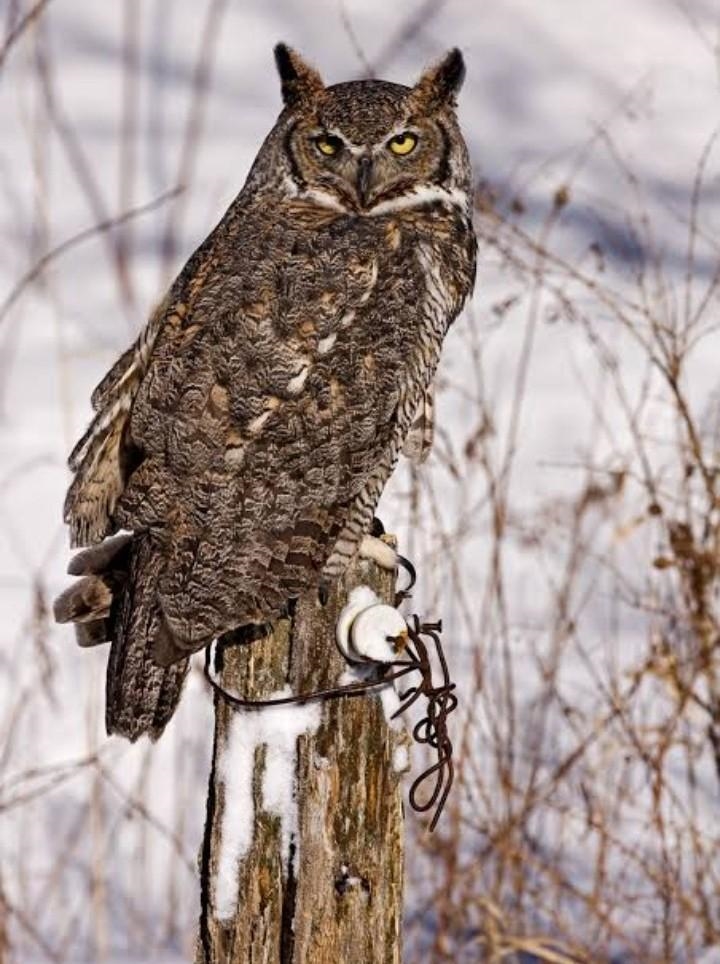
[266,44,470,214]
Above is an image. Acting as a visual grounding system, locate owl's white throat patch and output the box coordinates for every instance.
[284,175,468,219]
[368,184,468,217]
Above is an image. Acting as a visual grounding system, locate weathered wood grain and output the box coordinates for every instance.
[196,545,409,964]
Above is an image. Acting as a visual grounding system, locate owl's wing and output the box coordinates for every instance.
[64,297,172,547]
[64,228,223,547]
[63,222,225,546]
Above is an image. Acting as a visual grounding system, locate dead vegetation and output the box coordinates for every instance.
[400,130,720,961]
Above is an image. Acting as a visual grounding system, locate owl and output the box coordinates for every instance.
[54,44,477,741]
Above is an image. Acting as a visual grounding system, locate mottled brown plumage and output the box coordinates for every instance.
[55,44,477,741]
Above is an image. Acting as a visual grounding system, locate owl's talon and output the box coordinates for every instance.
[220,622,271,647]
[213,622,272,671]
[318,582,330,606]
[358,535,415,604]
[371,516,385,537]
[395,554,416,604]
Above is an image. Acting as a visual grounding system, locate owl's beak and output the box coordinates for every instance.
[356,155,373,207]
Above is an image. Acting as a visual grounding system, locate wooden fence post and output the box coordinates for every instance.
[195,541,410,964]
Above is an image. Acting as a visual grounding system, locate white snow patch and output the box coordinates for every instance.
[380,683,404,731]
[339,661,404,727]
[393,744,410,774]
[337,863,366,894]
[214,688,320,922]
[215,711,254,921]
[697,949,720,964]
[338,667,368,687]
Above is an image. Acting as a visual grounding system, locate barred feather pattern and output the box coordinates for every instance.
[402,383,435,463]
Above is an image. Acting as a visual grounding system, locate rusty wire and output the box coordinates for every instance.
[203,614,457,831]
[393,616,457,831]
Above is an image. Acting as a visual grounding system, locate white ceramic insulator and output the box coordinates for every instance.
[336,586,380,660]
[349,604,407,664]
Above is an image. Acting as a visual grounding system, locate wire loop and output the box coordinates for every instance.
[203,612,457,830]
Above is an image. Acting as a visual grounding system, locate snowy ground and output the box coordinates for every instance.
[1,0,720,960]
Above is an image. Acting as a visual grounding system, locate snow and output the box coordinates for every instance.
[697,950,720,964]
[258,695,320,870]
[379,681,404,732]
[392,744,410,774]
[335,863,369,899]
[214,687,320,922]
[214,711,254,921]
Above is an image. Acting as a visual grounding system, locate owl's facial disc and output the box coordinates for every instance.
[277,51,468,213]
[288,120,449,212]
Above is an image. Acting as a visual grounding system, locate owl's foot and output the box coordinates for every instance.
[358,535,416,602]
[209,623,274,671]
[218,622,271,648]
[359,534,398,570]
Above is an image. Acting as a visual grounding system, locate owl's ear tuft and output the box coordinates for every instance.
[274,43,325,108]
[411,48,466,111]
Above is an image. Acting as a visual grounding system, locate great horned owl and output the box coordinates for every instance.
[54,44,477,741]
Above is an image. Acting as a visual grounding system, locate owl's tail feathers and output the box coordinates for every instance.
[107,533,190,741]
[54,532,190,743]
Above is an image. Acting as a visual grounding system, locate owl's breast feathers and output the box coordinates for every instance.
[63,193,476,658]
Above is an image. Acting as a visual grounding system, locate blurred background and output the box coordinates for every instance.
[2,1,720,961]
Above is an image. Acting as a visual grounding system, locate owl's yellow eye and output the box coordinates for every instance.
[315,134,343,157]
[388,132,418,156]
